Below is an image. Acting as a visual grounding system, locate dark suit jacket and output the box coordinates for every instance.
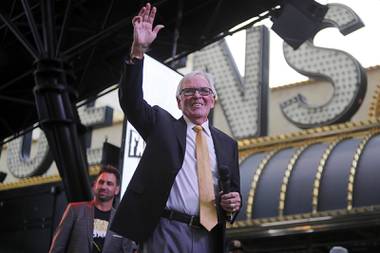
[49,201,134,253]
[111,59,240,243]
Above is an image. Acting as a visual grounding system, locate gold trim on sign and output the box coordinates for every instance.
[238,118,380,153]
[368,84,380,118]
[227,205,380,229]
[278,145,309,217]
[0,175,61,191]
[246,150,279,219]
[347,131,379,210]
[312,138,344,214]
[0,165,101,191]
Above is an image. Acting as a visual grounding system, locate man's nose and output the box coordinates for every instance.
[193,90,202,97]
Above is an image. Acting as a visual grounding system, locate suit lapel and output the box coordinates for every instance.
[210,127,228,220]
[104,208,115,245]
[173,117,187,158]
[88,202,95,252]
[210,127,224,168]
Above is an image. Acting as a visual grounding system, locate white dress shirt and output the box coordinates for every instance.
[166,117,218,215]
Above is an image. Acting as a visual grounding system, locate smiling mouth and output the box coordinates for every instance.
[192,102,203,107]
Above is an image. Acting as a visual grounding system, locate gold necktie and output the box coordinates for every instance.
[194,125,218,231]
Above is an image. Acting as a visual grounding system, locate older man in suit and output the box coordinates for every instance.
[49,165,135,253]
[111,3,241,253]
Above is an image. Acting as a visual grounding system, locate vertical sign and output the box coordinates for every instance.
[193,26,269,139]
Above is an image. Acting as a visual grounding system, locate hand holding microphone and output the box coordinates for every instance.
[219,166,240,222]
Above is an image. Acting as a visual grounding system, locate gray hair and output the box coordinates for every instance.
[176,70,217,99]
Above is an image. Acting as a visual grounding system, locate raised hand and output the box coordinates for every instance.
[131,3,164,58]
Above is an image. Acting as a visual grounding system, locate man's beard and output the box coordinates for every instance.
[95,192,113,202]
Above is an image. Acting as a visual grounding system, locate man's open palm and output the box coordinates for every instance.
[132,3,164,47]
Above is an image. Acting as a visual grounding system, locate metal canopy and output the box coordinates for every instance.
[0,0,281,141]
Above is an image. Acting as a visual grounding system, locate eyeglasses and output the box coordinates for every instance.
[180,87,213,96]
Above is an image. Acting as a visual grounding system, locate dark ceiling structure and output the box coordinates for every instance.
[0,0,282,142]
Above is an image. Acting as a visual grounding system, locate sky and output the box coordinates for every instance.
[226,0,380,87]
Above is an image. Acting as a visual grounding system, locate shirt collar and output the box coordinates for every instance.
[183,115,211,137]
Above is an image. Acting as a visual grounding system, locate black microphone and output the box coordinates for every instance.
[219,166,233,222]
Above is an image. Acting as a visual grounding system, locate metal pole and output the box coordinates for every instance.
[33,58,92,202]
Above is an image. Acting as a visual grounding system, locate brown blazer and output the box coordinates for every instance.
[49,201,135,253]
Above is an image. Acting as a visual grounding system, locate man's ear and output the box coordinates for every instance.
[115,186,120,196]
[176,97,182,110]
[91,180,96,192]
[210,96,216,109]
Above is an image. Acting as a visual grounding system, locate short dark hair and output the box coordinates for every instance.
[96,164,121,186]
